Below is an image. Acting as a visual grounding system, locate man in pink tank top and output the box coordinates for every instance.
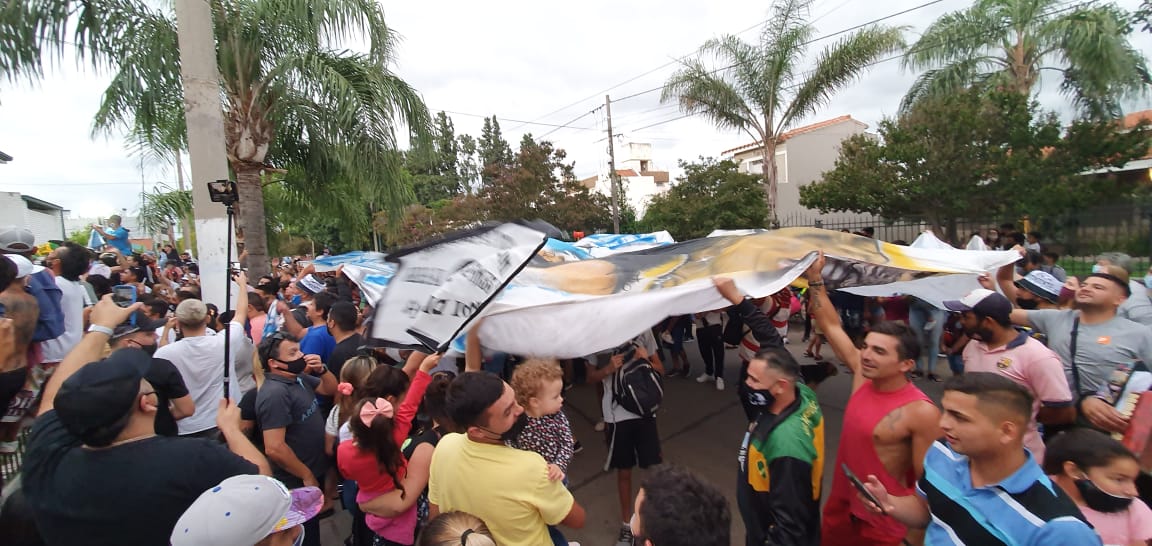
[805,253,942,546]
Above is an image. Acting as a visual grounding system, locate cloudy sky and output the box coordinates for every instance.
[1,0,1150,221]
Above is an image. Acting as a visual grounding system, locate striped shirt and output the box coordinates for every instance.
[918,441,1101,546]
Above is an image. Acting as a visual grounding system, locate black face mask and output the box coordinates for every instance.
[280,356,308,375]
[137,342,158,357]
[741,382,776,408]
[1016,298,1039,310]
[1075,478,1134,513]
[483,412,529,442]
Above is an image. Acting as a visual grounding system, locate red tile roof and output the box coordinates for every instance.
[1121,110,1152,129]
[720,115,862,155]
[616,169,638,177]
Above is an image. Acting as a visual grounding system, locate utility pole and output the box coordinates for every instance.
[174,0,234,306]
[605,95,620,233]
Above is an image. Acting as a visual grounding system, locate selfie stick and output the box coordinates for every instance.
[209,180,239,400]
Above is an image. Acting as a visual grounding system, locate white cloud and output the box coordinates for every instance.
[1,0,1149,224]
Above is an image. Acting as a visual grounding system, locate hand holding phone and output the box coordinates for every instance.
[843,463,885,513]
[111,285,138,326]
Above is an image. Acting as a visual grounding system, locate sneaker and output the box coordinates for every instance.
[573,441,584,454]
[716,377,725,391]
[594,421,606,432]
[616,523,635,546]
[696,373,713,383]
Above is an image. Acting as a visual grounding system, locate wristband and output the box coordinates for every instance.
[87,324,115,336]
[808,281,825,287]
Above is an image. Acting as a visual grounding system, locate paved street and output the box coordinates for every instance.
[321,330,951,545]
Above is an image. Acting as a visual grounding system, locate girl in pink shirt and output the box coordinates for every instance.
[1045,429,1152,546]
[338,353,439,546]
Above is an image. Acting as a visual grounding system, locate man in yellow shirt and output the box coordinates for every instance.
[428,371,586,546]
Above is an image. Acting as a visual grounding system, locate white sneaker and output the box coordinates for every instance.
[594,420,606,432]
[716,377,725,391]
[696,373,712,383]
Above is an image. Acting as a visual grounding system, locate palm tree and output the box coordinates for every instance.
[3,0,430,278]
[138,184,193,243]
[902,0,1150,119]
[661,0,905,222]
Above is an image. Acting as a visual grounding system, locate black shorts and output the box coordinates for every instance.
[604,417,662,470]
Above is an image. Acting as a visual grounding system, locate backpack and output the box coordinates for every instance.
[722,308,745,346]
[612,356,664,417]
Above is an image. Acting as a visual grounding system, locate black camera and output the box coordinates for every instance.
[207,180,239,206]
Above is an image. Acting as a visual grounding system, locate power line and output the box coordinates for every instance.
[436,109,597,131]
[621,0,1097,136]
[610,0,953,105]
[503,0,858,132]
[536,109,600,139]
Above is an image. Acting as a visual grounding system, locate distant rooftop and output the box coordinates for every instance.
[721,115,866,155]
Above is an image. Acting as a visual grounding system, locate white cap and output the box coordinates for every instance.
[5,254,44,279]
[171,475,322,545]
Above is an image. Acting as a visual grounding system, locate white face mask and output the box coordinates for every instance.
[1092,264,1107,274]
[1145,274,1152,290]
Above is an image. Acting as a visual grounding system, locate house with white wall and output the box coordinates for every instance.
[580,142,671,219]
[0,192,68,244]
[722,115,878,227]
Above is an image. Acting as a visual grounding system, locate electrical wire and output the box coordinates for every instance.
[621,0,1099,135]
[609,0,953,105]
[503,0,886,132]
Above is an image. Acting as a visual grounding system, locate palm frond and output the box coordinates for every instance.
[781,25,906,132]
[899,57,1005,113]
[903,5,1006,72]
[1042,4,1151,119]
[139,185,192,234]
[661,56,759,135]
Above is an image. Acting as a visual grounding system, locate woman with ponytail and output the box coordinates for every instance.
[339,352,441,546]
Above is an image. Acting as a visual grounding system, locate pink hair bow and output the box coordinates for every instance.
[337,382,354,396]
[359,398,394,426]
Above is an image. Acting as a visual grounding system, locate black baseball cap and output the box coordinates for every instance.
[111,311,168,339]
[54,349,152,445]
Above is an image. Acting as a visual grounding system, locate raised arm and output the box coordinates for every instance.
[712,277,783,349]
[803,253,864,393]
[39,296,141,414]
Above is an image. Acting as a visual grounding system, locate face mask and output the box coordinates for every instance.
[137,342,158,357]
[479,412,528,442]
[280,356,308,375]
[1075,478,1133,513]
[1092,264,1106,274]
[1015,298,1039,310]
[741,382,776,408]
[1059,286,1076,302]
[1145,275,1152,290]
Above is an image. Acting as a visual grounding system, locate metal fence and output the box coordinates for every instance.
[778,202,1151,275]
[1,427,30,488]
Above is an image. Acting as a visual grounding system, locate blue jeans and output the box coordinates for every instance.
[908,301,945,374]
[947,353,964,375]
[548,525,569,546]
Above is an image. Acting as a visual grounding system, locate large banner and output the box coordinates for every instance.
[344,226,1020,358]
[369,222,547,352]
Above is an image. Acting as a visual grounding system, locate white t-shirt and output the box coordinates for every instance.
[601,330,659,424]
[154,321,244,434]
[41,277,93,362]
[87,263,111,278]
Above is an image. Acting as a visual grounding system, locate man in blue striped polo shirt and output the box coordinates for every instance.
[860,372,1101,545]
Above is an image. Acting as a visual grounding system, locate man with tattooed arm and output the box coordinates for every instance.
[806,252,941,546]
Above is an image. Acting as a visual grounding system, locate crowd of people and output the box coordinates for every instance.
[1,219,1152,546]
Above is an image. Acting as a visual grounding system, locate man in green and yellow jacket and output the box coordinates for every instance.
[716,277,825,546]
